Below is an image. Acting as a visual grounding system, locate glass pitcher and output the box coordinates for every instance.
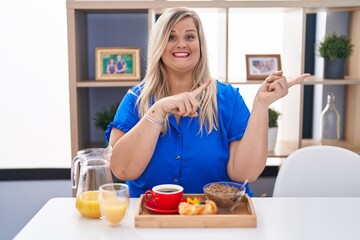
[71,147,113,218]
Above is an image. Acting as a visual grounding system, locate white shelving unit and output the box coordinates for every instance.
[66,0,360,158]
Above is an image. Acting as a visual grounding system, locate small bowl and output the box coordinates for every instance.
[203,181,246,212]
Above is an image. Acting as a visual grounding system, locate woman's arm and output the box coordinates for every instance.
[227,98,268,182]
[110,80,211,181]
[109,104,164,180]
[227,71,310,182]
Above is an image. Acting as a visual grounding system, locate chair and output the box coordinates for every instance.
[273,145,360,197]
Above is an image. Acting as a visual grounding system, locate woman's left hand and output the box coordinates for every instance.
[255,71,310,107]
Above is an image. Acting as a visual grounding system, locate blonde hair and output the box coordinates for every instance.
[137,7,218,134]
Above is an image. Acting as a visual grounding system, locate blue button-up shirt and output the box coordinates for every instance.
[105,80,251,197]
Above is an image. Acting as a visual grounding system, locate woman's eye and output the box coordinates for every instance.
[185,34,195,41]
[168,35,176,41]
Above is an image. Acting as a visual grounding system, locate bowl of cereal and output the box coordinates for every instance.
[203,181,246,212]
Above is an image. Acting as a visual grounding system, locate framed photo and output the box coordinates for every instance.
[95,47,141,81]
[245,54,281,80]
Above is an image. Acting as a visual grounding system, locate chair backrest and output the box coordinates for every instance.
[273,145,360,197]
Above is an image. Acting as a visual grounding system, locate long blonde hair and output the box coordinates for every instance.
[137,7,218,134]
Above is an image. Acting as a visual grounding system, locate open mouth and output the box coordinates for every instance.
[173,52,190,58]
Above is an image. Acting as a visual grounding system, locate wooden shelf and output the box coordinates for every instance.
[67,1,360,10]
[302,139,360,155]
[303,76,360,85]
[268,140,299,158]
[77,80,140,88]
[228,76,360,85]
[85,140,298,159]
[229,80,263,85]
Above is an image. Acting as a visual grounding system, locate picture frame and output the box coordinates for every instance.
[95,47,141,81]
[245,54,282,80]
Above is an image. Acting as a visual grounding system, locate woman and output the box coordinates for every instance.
[105,7,309,197]
[106,58,116,74]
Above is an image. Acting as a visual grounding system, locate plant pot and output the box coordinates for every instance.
[324,58,345,79]
[268,127,278,152]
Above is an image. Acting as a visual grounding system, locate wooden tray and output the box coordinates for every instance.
[135,194,256,228]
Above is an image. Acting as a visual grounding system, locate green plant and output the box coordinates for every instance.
[93,102,119,131]
[268,108,280,128]
[319,33,354,60]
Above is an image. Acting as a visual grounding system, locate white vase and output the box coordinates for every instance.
[268,127,278,152]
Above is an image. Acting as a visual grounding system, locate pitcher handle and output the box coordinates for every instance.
[104,145,113,162]
[71,156,82,189]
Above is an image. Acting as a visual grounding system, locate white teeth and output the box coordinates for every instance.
[174,53,188,57]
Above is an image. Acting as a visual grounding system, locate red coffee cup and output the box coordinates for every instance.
[145,184,183,210]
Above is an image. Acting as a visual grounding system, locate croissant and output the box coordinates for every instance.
[178,200,217,215]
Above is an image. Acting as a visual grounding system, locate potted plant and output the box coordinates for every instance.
[268,108,280,152]
[319,33,354,79]
[93,102,119,131]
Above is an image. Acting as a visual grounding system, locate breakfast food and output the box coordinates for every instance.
[178,197,217,215]
[204,182,244,209]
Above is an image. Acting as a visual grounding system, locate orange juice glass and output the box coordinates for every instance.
[99,183,130,226]
[75,190,101,218]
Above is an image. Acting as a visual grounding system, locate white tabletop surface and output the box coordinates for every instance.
[15,197,360,240]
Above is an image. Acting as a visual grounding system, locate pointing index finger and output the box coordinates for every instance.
[287,73,311,88]
[191,79,212,97]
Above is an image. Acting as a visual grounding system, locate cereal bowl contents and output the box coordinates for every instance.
[203,182,246,212]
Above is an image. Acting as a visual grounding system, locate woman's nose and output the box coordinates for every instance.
[176,38,186,48]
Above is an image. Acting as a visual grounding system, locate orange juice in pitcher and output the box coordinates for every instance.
[71,147,113,218]
[75,191,101,218]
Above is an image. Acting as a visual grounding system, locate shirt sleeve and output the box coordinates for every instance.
[104,87,140,141]
[217,81,250,143]
[228,92,250,142]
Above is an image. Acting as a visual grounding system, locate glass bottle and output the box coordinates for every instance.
[320,93,340,144]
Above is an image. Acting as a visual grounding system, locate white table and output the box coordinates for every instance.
[15,197,360,240]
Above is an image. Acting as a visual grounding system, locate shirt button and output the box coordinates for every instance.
[173,178,178,183]
[178,134,181,138]
[176,156,181,160]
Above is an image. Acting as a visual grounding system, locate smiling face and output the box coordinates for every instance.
[161,17,200,75]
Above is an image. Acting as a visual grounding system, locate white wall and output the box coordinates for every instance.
[0,0,71,168]
[0,1,73,237]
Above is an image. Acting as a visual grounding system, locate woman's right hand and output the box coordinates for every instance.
[155,80,211,117]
